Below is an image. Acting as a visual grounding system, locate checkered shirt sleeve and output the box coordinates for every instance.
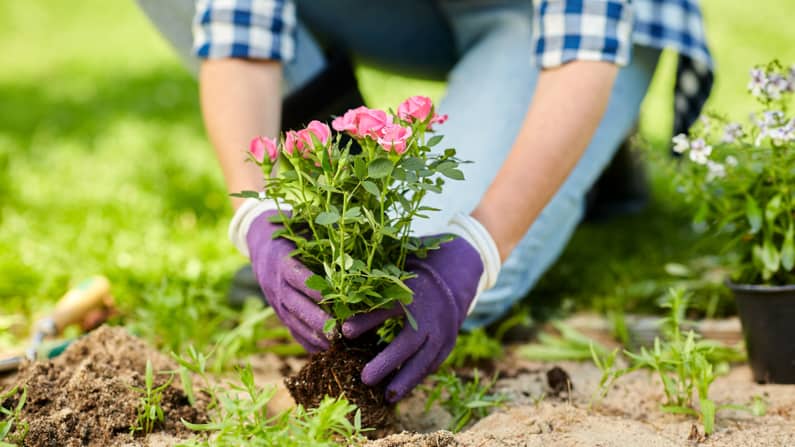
[193,0,297,61]
[533,0,635,68]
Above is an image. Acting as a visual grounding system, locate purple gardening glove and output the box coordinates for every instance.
[341,237,483,402]
[247,210,332,352]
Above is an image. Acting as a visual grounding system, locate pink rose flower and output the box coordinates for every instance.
[332,106,391,139]
[355,108,391,138]
[332,107,360,134]
[398,95,433,122]
[377,124,412,154]
[249,136,278,163]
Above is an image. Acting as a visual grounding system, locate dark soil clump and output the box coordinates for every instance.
[284,337,395,433]
[2,326,207,447]
[546,365,573,396]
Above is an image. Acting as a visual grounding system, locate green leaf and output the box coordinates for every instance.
[401,157,426,171]
[368,158,393,179]
[765,194,783,224]
[361,180,380,197]
[353,156,367,178]
[402,303,418,330]
[315,211,340,226]
[440,167,465,180]
[700,398,716,434]
[383,284,413,304]
[746,196,762,233]
[782,224,795,271]
[323,318,337,334]
[343,207,361,219]
[305,274,330,292]
[762,238,781,272]
[427,135,444,147]
[179,366,195,406]
[229,190,262,199]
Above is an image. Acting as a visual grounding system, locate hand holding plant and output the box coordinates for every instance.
[230,96,500,410]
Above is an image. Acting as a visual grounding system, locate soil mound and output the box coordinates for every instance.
[284,338,394,433]
[2,326,206,447]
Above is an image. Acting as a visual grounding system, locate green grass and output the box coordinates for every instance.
[1,0,794,351]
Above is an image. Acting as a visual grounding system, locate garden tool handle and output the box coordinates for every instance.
[50,275,112,333]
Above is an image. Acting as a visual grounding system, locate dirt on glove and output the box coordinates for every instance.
[1,326,207,447]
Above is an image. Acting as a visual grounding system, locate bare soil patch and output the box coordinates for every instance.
[2,326,206,447]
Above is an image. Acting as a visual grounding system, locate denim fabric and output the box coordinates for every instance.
[136,0,660,328]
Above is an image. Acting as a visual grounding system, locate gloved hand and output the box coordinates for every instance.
[342,214,501,402]
[230,199,332,352]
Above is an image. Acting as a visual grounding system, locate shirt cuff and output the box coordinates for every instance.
[447,213,502,315]
[533,0,634,68]
[193,0,297,61]
[228,198,289,257]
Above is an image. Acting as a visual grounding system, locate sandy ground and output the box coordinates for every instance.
[368,356,795,447]
[2,324,795,447]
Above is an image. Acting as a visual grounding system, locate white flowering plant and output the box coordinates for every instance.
[670,61,795,285]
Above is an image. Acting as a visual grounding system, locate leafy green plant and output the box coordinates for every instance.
[591,288,759,434]
[0,385,28,446]
[239,99,463,337]
[666,60,795,285]
[444,328,504,368]
[210,299,303,372]
[519,321,610,361]
[424,370,505,433]
[130,359,174,436]
[128,278,237,353]
[177,362,367,446]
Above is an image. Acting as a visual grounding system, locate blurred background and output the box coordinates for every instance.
[1,1,794,350]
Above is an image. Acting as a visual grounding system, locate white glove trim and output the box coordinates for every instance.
[228,197,290,258]
[446,213,502,315]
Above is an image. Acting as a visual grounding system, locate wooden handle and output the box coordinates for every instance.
[52,276,112,332]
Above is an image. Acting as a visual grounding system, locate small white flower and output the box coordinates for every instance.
[721,123,743,143]
[258,191,267,200]
[748,68,767,97]
[769,126,794,145]
[756,110,784,130]
[706,160,726,181]
[689,138,712,165]
[699,114,712,131]
[788,64,795,92]
[725,155,738,167]
[672,133,690,153]
[765,73,787,99]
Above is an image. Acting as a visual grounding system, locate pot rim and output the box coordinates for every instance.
[725,279,795,293]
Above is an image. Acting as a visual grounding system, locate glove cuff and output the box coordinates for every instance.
[446,213,502,315]
[228,197,288,258]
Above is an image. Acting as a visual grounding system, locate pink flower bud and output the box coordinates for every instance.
[398,96,433,122]
[284,130,303,155]
[303,120,331,146]
[249,136,278,163]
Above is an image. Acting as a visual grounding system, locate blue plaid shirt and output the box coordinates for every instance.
[194,0,713,135]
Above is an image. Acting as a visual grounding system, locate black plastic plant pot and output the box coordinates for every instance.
[729,281,795,384]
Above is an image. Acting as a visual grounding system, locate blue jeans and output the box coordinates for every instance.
[137,0,661,328]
